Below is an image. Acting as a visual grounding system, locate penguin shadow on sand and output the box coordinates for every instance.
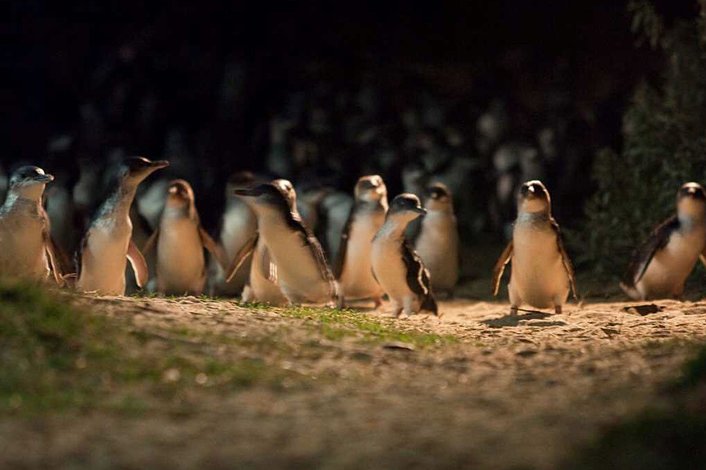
[482,309,566,328]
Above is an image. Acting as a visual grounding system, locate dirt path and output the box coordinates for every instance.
[2,296,705,469]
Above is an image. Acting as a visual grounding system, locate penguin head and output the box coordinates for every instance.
[225,171,256,199]
[119,157,169,187]
[234,182,292,217]
[165,179,195,209]
[423,182,453,211]
[355,175,387,204]
[518,180,551,214]
[272,179,297,211]
[9,166,54,200]
[677,182,706,219]
[387,193,426,224]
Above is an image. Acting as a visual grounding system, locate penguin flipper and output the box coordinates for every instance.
[551,220,578,301]
[142,228,159,256]
[43,230,64,286]
[333,206,355,279]
[401,240,437,315]
[225,233,258,283]
[492,241,513,296]
[623,215,679,287]
[260,247,278,284]
[127,239,149,289]
[199,226,228,272]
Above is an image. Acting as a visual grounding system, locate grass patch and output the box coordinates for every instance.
[242,303,457,348]
[0,280,302,415]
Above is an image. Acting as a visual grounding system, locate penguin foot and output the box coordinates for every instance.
[393,307,403,318]
[555,305,563,315]
[619,282,642,301]
[510,305,518,316]
[373,297,383,309]
[336,296,346,309]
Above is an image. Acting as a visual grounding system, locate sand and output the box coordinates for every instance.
[2,295,705,469]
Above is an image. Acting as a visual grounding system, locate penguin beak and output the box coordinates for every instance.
[35,173,54,183]
[233,187,261,198]
[149,160,170,169]
[414,206,427,215]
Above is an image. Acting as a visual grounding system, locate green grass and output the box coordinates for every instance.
[242,303,457,348]
[0,280,302,415]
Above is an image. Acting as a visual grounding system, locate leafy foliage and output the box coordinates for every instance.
[580,1,706,277]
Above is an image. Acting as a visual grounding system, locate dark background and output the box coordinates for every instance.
[2,1,697,233]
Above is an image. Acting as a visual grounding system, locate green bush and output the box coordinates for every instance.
[579,0,706,277]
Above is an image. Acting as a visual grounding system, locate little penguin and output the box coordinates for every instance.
[371,193,438,317]
[621,182,706,300]
[334,175,388,308]
[414,182,459,295]
[232,179,295,306]
[0,166,62,283]
[492,180,576,314]
[229,182,335,305]
[208,171,258,296]
[76,157,169,295]
[142,179,227,296]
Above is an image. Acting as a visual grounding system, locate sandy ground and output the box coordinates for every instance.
[2,295,706,469]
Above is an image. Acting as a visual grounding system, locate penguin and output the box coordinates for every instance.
[233,179,295,306]
[76,157,169,295]
[492,180,576,315]
[0,166,62,284]
[371,194,438,317]
[208,171,258,296]
[142,179,227,296]
[229,182,336,305]
[334,175,388,308]
[620,182,706,300]
[414,182,459,295]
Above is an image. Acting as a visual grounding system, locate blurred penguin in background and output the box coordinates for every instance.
[335,175,388,308]
[209,171,259,296]
[143,179,226,296]
[415,182,459,296]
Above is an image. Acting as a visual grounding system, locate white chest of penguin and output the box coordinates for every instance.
[511,222,568,301]
[641,227,706,290]
[371,237,411,299]
[0,210,48,276]
[415,212,458,273]
[340,212,385,294]
[157,217,205,282]
[260,222,330,302]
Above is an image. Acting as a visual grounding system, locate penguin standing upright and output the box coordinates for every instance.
[492,180,576,314]
[621,182,706,300]
[0,166,62,283]
[142,180,226,296]
[335,175,388,308]
[414,182,459,295]
[371,194,438,317]
[76,157,169,295]
[231,179,296,306]
[230,182,335,304]
[209,171,258,296]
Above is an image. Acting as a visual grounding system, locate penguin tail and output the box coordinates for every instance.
[421,293,439,316]
[619,282,642,301]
